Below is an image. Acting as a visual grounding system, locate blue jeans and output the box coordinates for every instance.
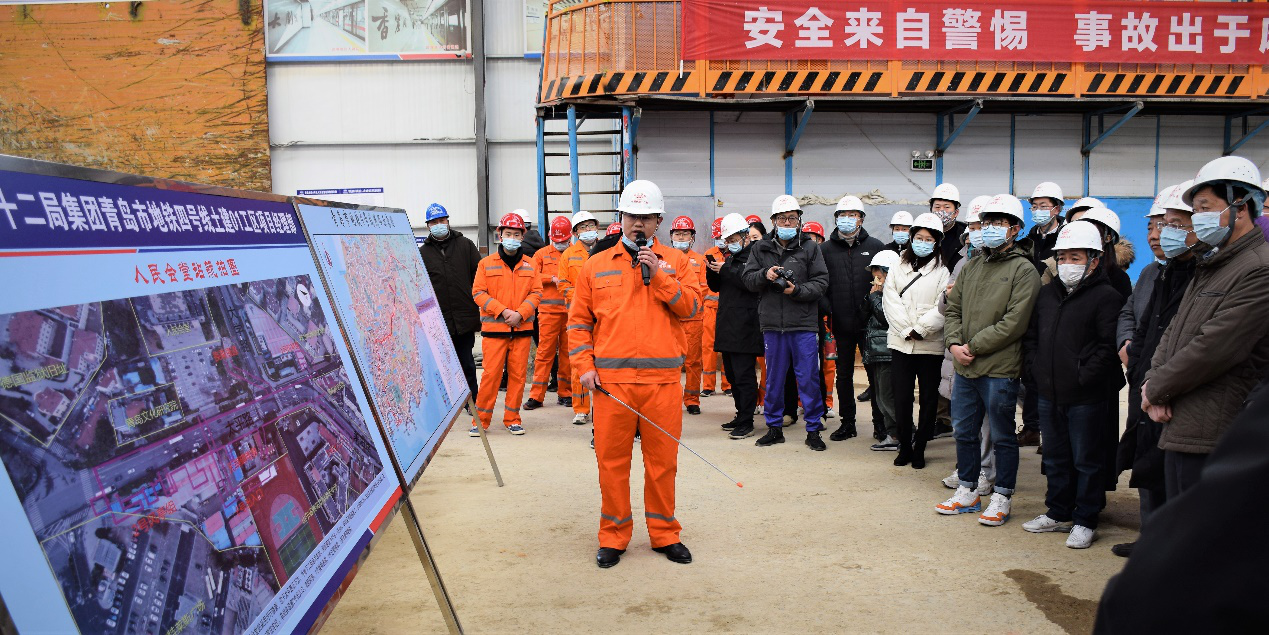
[762,331,824,431]
[951,374,1020,494]
[1037,397,1106,529]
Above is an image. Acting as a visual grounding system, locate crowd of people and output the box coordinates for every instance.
[419,154,1269,566]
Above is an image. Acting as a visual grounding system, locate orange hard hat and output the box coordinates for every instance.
[801,221,825,237]
[710,218,723,239]
[498,212,526,230]
[670,215,695,231]
[745,214,762,225]
[606,222,622,236]
[549,215,572,242]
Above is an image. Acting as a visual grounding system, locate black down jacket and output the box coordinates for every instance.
[819,227,885,335]
[742,232,829,333]
[1022,266,1126,404]
[418,230,482,335]
[706,243,763,355]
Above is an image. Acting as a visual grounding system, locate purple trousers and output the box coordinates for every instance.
[762,331,825,431]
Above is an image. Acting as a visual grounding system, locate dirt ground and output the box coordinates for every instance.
[322,367,1136,634]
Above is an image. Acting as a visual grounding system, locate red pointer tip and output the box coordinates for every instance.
[736,482,744,488]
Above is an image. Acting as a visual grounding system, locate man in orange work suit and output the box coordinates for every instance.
[557,211,601,426]
[524,215,574,411]
[569,179,702,569]
[669,215,706,416]
[470,212,543,435]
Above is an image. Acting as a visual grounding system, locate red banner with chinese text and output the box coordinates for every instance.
[681,1,1269,65]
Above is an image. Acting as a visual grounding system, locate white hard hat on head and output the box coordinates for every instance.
[1162,180,1194,213]
[1182,155,1266,214]
[570,210,597,228]
[966,195,992,223]
[618,180,666,215]
[868,250,900,270]
[983,194,1025,223]
[1055,220,1105,252]
[835,195,865,214]
[1081,206,1122,243]
[771,194,802,216]
[512,208,533,225]
[1068,197,1103,214]
[910,212,946,237]
[1148,186,1174,217]
[889,210,914,226]
[1030,182,1064,203]
[720,213,750,239]
[929,183,961,206]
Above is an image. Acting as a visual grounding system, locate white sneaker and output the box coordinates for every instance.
[824,407,836,419]
[935,486,981,515]
[571,413,588,425]
[941,469,959,489]
[1066,525,1096,549]
[468,426,480,437]
[975,472,994,497]
[1022,515,1073,534]
[978,493,1011,526]
[756,405,763,415]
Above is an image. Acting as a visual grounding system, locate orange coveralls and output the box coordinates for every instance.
[556,240,592,418]
[680,249,706,407]
[701,245,728,393]
[528,246,572,403]
[568,240,701,550]
[471,251,543,429]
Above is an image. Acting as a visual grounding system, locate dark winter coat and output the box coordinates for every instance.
[940,221,967,271]
[860,290,891,365]
[944,238,1041,379]
[418,230,481,335]
[1116,260,1161,349]
[742,232,830,333]
[1024,219,1064,273]
[819,227,885,335]
[1022,267,1126,404]
[521,228,546,257]
[707,244,763,355]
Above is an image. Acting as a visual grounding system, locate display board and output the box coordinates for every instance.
[265,0,471,61]
[296,203,468,487]
[0,161,402,635]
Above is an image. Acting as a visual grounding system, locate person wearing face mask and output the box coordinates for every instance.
[557,211,601,426]
[512,208,546,257]
[524,216,576,412]
[819,195,885,441]
[418,202,482,400]
[1141,155,1269,500]
[707,213,764,439]
[938,194,1040,528]
[1110,182,1196,558]
[929,183,967,270]
[743,195,831,450]
[883,213,951,468]
[1024,182,1067,272]
[669,215,707,416]
[884,210,914,254]
[802,221,839,420]
[470,213,544,436]
[701,218,730,398]
[1020,221,1125,549]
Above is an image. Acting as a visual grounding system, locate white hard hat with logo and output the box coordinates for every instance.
[889,210,914,226]
[570,210,597,228]
[835,195,865,215]
[1162,180,1194,213]
[771,194,802,217]
[1149,186,1174,217]
[1030,182,1064,203]
[910,212,946,237]
[720,213,750,239]
[1068,197,1103,214]
[1054,220,1104,252]
[618,180,666,216]
[929,183,961,206]
[868,250,900,270]
[965,195,992,223]
[1182,155,1266,214]
[983,194,1025,223]
[1081,206,1122,244]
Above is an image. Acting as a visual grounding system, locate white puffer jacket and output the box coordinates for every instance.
[883,256,951,356]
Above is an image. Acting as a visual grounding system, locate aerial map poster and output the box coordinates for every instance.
[0,164,401,635]
[296,203,468,485]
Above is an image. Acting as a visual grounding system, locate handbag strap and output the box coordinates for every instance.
[898,272,924,297]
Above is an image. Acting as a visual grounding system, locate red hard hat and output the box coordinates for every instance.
[549,216,572,242]
[606,222,622,236]
[801,221,825,237]
[670,215,695,231]
[711,218,723,239]
[745,214,762,225]
[498,212,526,230]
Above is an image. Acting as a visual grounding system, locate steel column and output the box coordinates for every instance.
[567,105,581,216]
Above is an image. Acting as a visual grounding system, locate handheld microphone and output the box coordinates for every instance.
[634,231,651,286]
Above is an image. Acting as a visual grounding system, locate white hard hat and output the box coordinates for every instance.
[618,180,666,215]
[929,183,961,206]
[1068,197,1103,214]
[966,195,992,223]
[1162,180,1194,213]
[1182,155,1266,213]
[1030,182,1064,203]
[570,210,597,228]
[835,195,865,215]
[1081,206,1122,244]
[1148,186,1173,217]
[1054,220,1105,252]
[771,194,802,216]
[868,250,900,270]
[889,210,914,226]
[910,212,946,237]
[512,208,533,225]
[720,213,750,239]
[983,194,1025,223]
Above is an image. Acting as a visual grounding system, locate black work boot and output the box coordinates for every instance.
[805,431,827,451]
[893,423,913,467]
[755,427,785,446]
[522,398,543,411]
[911,427,930,469]
[829,422,857,441]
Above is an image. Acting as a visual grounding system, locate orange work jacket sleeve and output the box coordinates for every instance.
[557,241,589,307]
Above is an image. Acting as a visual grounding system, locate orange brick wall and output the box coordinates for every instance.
[0,0,270,190]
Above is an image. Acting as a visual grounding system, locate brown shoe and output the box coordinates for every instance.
[1017,428,1041,447]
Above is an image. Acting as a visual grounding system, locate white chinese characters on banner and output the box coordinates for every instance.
[990,10,1028,51]
[843,8,884,48]
[1169,13,1202,53]
[896,8,930,49]
[1214,16,1251,54]
[942,8,981,50]
[744,7,785,48]
[1121,12,1158,52]
[795,8,835,48]
[1075,11,1112,52]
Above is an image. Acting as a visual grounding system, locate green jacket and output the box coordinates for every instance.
[944,239,1041,379]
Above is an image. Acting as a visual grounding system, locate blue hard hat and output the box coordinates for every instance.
[425,203,449,222]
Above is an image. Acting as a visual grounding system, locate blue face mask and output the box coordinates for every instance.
[981,225,1010,249]
[1032,209,1052,226]
[836,217,858,234]
[727,241,743,254]
[968,229,983,249]
[1155,256,1168,266]
[501,238,522,252]
[1160,226,1192,259]
[621,235,638,250]
[776,226,799,241]
[429,223,450,239]
[892,230,910,245]
[672,240,692,251]
[1192,210,1231,246]
[554,242,569,252]
[911,239,935,258]
[715,239,726,250]
[579,230,599,244]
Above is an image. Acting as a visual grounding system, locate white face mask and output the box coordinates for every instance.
[1057,263,1087,288]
